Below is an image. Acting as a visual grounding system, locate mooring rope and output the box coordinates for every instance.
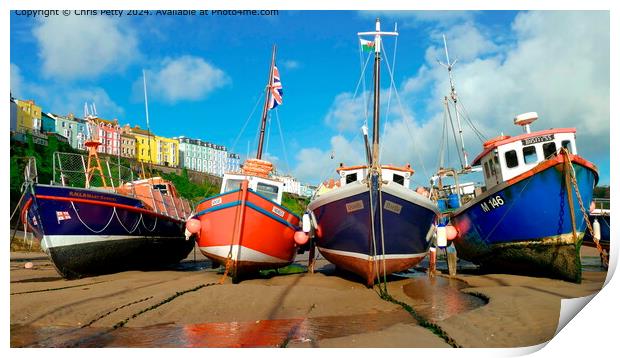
[562,148,609,267]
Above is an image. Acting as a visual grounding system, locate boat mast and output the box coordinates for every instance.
[439,34,469,169]
[256,45,277,160]
[358,19,398,169]
[143,69,153,177]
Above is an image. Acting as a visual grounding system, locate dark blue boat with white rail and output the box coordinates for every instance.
[306,19,439,287]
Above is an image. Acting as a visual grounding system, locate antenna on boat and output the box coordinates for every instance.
[256,45,277,160]
[514,112,538,133]
[438,34,469,169]
[358,18,398,170]
[142,69,153,178]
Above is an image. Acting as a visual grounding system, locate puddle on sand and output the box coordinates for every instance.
[399,274,486,322]
[11,310,414,347]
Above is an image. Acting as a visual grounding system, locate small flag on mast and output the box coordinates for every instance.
[360,39,375,52]
[268,65,283,110]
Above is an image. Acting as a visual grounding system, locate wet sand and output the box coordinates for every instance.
[9,246,607,348]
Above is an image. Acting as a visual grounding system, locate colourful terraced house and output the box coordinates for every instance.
[128,125,179,167]
[41,112,90,150]
[14,99,42,134]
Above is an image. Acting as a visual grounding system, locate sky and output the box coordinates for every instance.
[2,3,619,356]
[9,9,611,186]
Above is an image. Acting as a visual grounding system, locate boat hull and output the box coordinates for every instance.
[22,184,195,279]
[450,154,598,282]
[308,180,438,286]
[193,183,300,278]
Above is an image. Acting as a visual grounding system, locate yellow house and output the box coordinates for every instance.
[16,100,42,133]
[128,125,179,167]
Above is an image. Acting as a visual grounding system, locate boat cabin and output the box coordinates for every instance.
[221,173,285,205]
[336,164,414,189]
[472,112,578,189]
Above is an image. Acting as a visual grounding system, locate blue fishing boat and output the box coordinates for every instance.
[306,19,439,287]
[435,113,599,282]
[429,36,600,282]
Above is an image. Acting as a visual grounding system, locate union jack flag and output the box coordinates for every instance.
[268,65,283,110]
[56,211,71,223]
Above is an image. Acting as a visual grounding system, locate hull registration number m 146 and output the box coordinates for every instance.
[480,195,505,213]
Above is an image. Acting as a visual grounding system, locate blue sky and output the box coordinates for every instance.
[10,10,610,186]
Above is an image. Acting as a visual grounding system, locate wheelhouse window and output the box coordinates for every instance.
[345,173,358,184]
[543,142,557,159]
[561,140,573,153]
[393,173,405,186]
[505,150,518,168]
[256,182,279,201]
[484,162,490,178]
[224,179,243,192]
[523,146,538,164]
[153,183,168,195]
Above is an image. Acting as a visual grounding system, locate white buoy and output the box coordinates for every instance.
[436,226,447,247]
[593,218,601,242]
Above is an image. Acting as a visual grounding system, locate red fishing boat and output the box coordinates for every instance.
[185,46,302,282]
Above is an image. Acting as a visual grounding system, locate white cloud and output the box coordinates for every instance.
[281,60,300,70]
[142,56,230,103]
[10,64,23,97]
[324,92,370,132]
[294,11,610,185]
[401,11,609,169]
[426,22,499,63]
[358,10,476,28]
[32,16,139,80]
[293,135,366,184]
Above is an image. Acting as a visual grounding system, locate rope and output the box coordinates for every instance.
[230,92,264,154]
[445,99,464,169]
[376,179,389,295]
[274,109,291,174]
[562,149,609,267]
[368,173,380,288]
[383,53,430,181]
[142,214,158,232]
[70,201,116,234]
[114,208,142,234]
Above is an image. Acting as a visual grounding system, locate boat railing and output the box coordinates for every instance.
[52,152,193,220]
[592,198,610,211]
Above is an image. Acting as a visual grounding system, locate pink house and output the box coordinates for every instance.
[87,117,121,155]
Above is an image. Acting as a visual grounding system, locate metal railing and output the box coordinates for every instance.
[52,151,193,220]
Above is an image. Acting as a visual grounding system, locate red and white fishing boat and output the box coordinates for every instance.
[185,46,302,282]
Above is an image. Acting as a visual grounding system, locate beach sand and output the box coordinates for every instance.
[9,246,608,348]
